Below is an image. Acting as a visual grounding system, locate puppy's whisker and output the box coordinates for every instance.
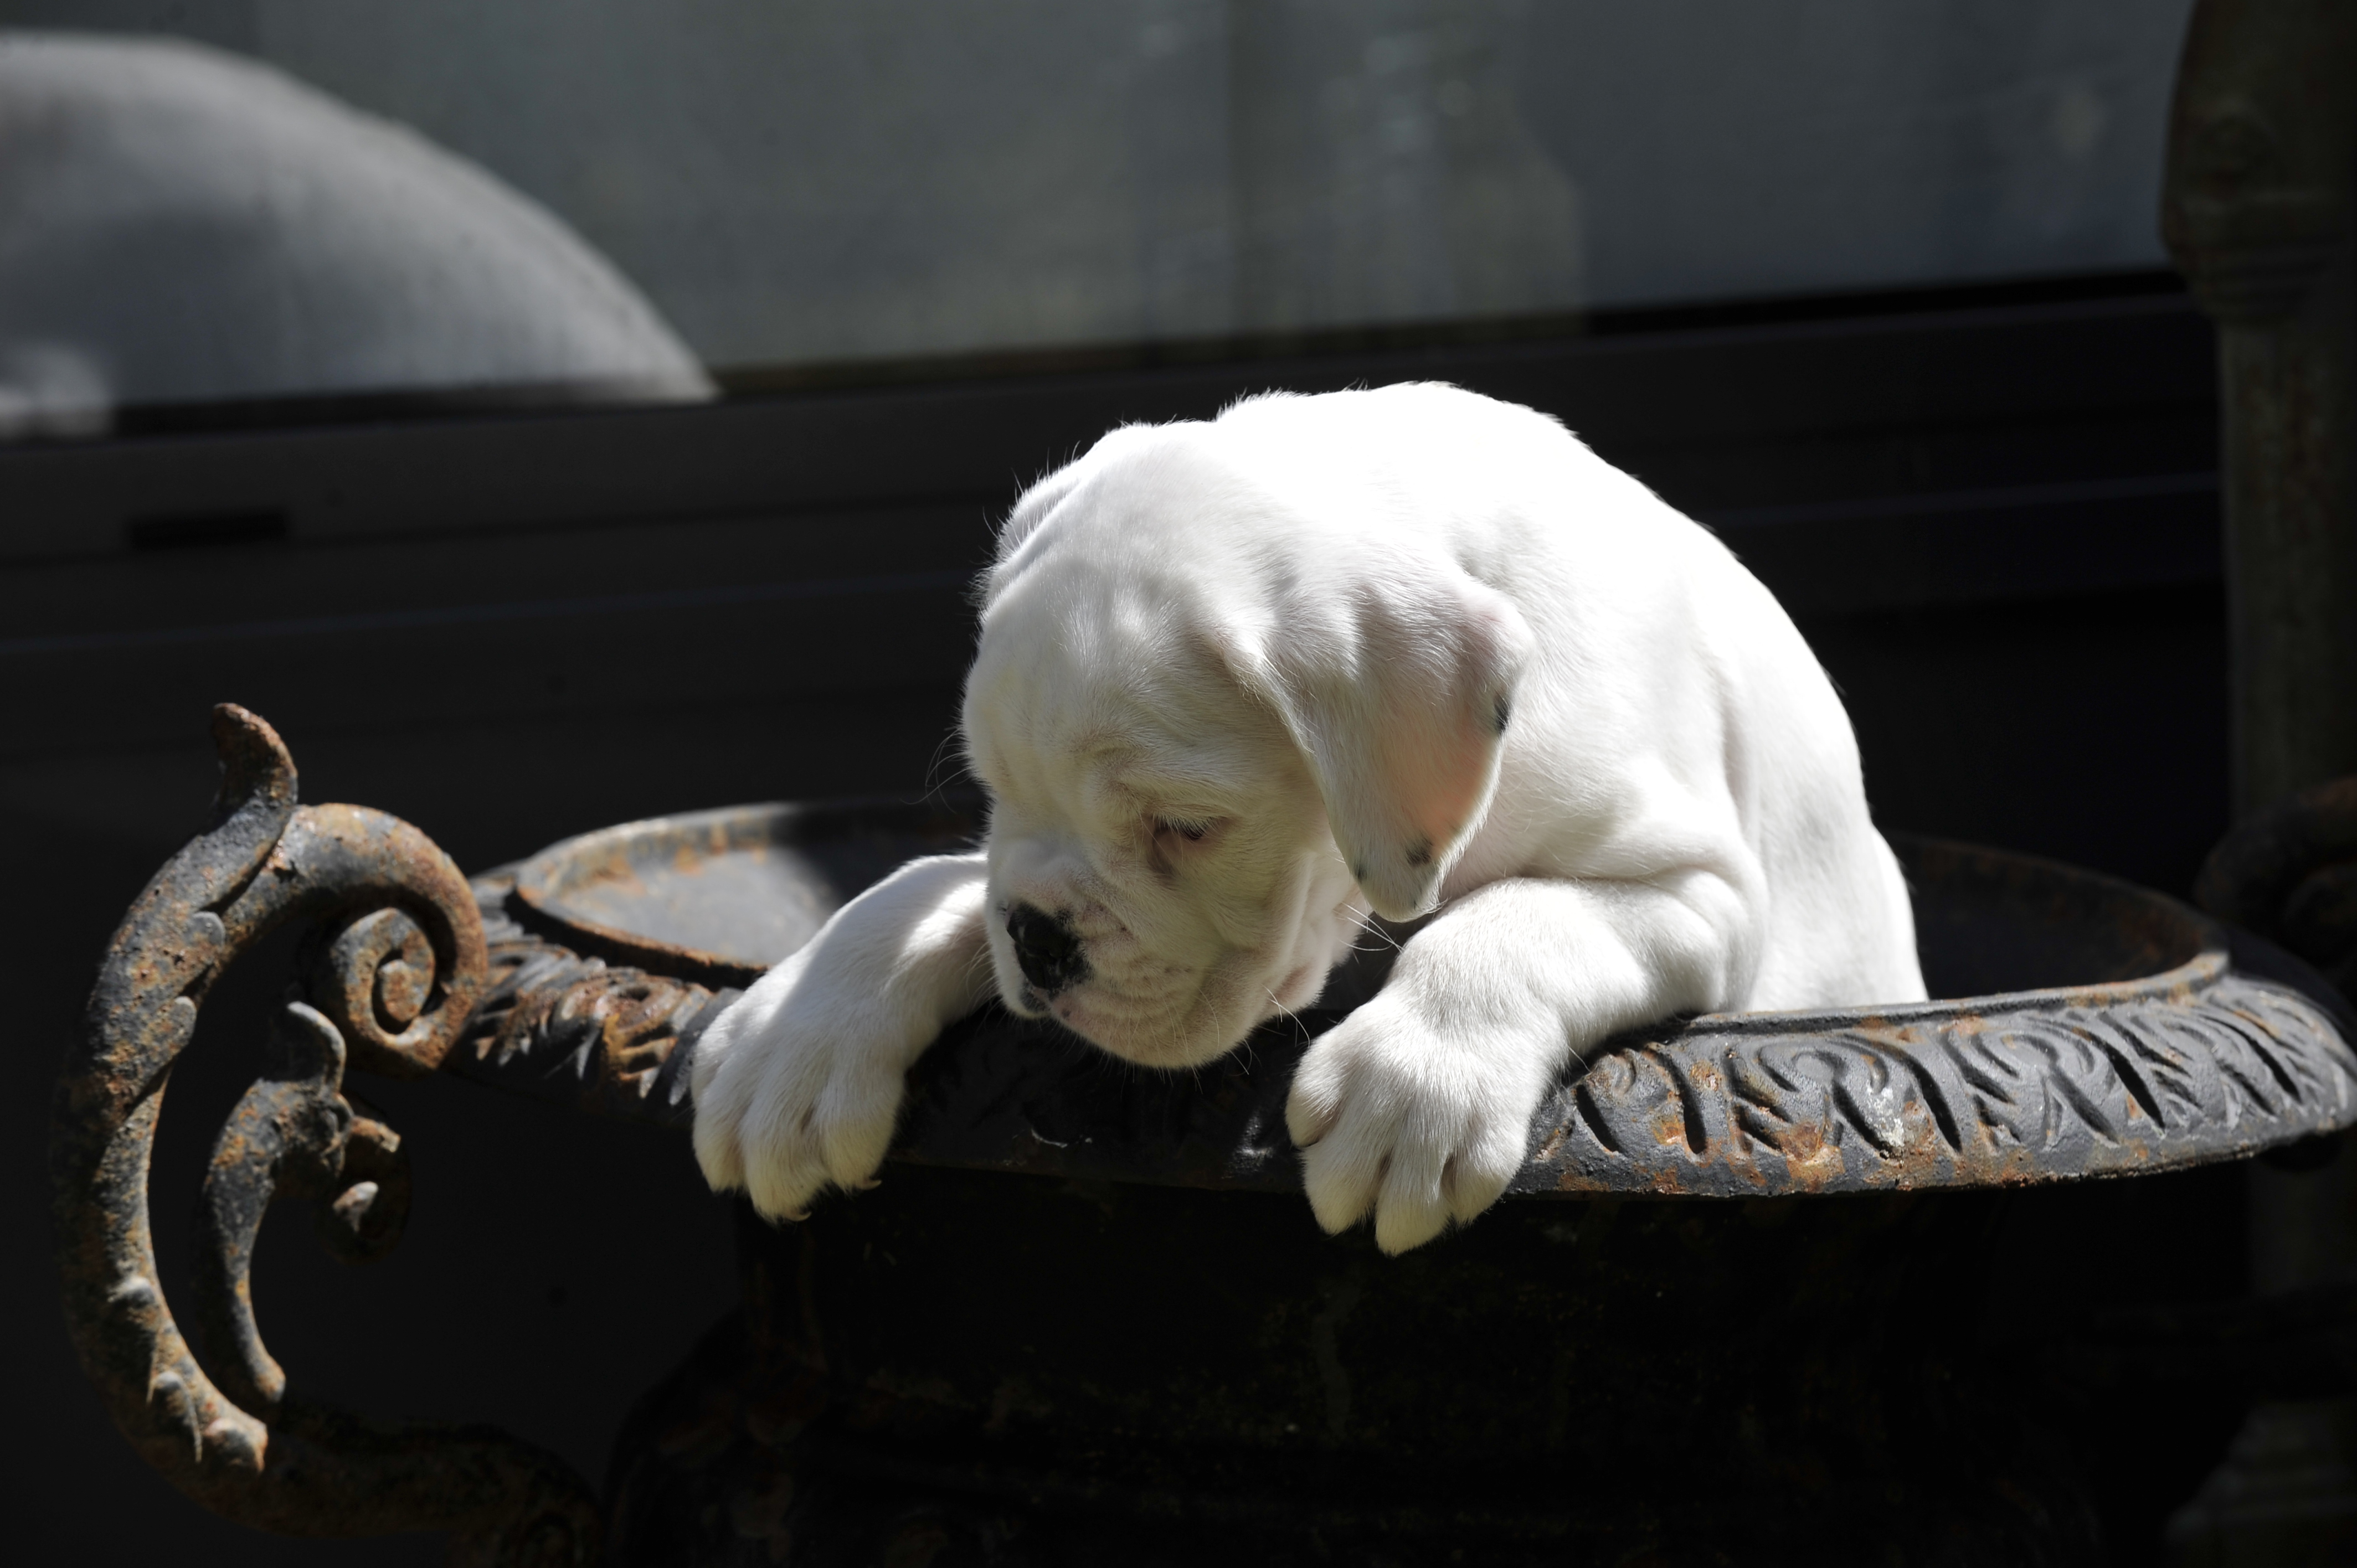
[919,728,974,802]
[1261,986,1312,1053]
[1346,909,1403,953]
[958,941,996,987]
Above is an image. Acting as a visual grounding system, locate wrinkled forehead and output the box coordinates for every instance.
[964,576,1281,822]
[967,427,1309,819]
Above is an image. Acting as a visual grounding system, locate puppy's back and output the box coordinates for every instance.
[1010,384,1925,1011]
[1212,384,1926,1009]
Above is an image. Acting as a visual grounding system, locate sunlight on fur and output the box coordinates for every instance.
[694,383,1925,1254]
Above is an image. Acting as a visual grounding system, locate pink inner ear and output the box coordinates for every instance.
[1238,559,1529,917]
[1387,587,1527,866]
[1379,693,1494,868]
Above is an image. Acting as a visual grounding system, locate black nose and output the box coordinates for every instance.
[1007,904,1089,996]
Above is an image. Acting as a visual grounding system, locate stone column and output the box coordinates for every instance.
[2163,2,2357,1562]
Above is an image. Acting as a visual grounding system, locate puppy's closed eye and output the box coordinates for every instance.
[1151,816,1221,847]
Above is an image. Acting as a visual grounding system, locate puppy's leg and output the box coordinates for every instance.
[1286,872,1750,1254]
[692,852,993,1221]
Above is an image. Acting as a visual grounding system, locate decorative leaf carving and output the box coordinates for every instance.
[1512,969,2357,1198]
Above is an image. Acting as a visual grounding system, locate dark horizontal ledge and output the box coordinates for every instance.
[1700,470,2217,532]
[0,568,979,661]
[0,277,2210,566]
[1,469,2220,666]
[1719,471,2221,614]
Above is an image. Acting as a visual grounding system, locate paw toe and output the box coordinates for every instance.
[744,1154,827,1224]
[689,1061,753,1193]
[812,1071,897,1181]
[1445,1125,1525,1224]
[1284,1070,1342,1149]
[692,1118,746,1193]
[1373,1194,1449,1255]
[1300,1130,1385,1235]
[1371,1137,1453,1254]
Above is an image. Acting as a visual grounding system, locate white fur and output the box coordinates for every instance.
[694,383,1926,1252]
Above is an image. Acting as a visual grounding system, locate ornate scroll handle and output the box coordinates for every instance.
[192,1000,410,1416]
[49,706,596,1562]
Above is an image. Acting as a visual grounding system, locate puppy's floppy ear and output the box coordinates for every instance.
[1234,559,1533,920]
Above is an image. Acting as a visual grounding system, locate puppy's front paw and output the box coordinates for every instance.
[689,850,991,1223]
[689,964,919,1222]
[1284,991,1558,1254]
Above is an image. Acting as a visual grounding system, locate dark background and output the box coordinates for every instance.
[3,270,2250,1562]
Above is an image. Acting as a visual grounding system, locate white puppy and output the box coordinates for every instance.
[693,383,1926,1253]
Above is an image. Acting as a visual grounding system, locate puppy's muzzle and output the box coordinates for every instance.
[1007,903,1089,997]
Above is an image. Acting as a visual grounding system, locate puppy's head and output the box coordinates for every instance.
[963,412,1531,1067]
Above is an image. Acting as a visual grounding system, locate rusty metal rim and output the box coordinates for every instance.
[507,797,981,989]
[508,806,2229,1028]
[1669,941,2225,1034]
[478,798,2356,1202]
